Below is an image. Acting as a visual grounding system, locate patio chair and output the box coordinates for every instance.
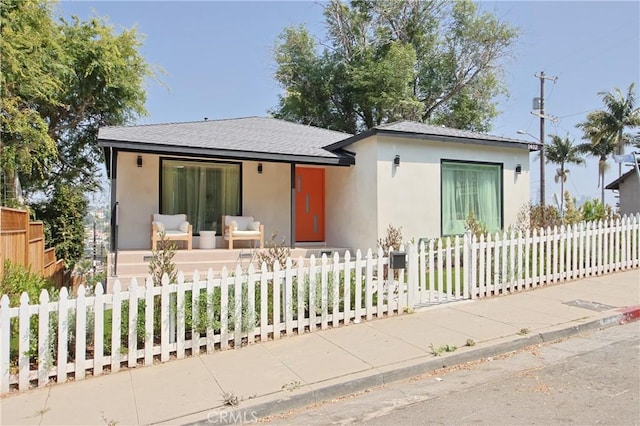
[223,215,264,249]
[151,213,192,250]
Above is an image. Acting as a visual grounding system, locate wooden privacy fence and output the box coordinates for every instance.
[1,215,639,392]
[0,207,65,286]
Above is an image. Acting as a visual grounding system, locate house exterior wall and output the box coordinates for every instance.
[325,135,531,252]
[619,173,640,216]
[116,152,160,249]
[325,138,379,250]
[115,153,291,250]
[243,161,292,245]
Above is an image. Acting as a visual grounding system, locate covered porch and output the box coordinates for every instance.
[98,117,356,282]
[106,245,352,290]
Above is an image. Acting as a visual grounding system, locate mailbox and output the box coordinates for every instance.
[389,251,406,269]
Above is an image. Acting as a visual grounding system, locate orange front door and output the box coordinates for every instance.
[295,167,325,242]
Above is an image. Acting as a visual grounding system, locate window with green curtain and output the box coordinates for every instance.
[442,161,502,235]
[161,159,240,234]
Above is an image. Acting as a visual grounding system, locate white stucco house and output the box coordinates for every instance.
[98,117,538,252]
[606,167,640,216]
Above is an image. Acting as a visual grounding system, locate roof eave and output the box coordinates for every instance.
[605,169,637,190]
[98,139,355,166]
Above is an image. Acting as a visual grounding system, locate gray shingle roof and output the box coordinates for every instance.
[376,121,529,144]
[98,116,353,164]
[325,120,537,151]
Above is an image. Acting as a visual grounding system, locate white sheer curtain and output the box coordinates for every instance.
[442,162,501,235]
[161,160,240,234]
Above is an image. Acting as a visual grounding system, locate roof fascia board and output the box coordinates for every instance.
[324,128,377,151]
[99,140,355,166]
[605,169,636,190]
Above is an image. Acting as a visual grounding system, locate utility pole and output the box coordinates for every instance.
[533,71,557,211]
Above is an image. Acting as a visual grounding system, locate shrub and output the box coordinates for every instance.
[256,232,291,271]
[562,192,583,226]
[464,211,488,238]
[148,231,177,285]
[1,261,60,370]
[378,224,403,253]
[0,260,57,306]
[580,198,617,222]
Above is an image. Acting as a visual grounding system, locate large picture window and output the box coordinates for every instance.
[442,161,502,235]
[161,159,240,234]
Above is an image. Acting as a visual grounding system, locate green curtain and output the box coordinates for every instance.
[161,160,240,234]
[442,162,501,235]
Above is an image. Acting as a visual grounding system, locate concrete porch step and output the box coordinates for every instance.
[107,247,354,291]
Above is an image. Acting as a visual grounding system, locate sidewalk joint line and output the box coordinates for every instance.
[126,370,141,426]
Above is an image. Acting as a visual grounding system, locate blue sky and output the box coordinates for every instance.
[58,1,640,207]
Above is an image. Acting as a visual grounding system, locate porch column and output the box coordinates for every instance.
[290,162,296,247]
[109,148,118,276]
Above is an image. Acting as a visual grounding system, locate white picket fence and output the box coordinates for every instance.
[1,249,411,392]
[413,214,640,303]
[2,215,639,393]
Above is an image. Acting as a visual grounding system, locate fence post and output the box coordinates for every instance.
[111,281,122,372]
[160,275,170,362]
[18,292,30,390]
[128,278,139,367]
[1,295,10,393]
[176,274,185,359]
[464,231,474,299]
[407,242,418,308]
[343,251,352,324]
[93,284,103,376]
[75,285,87,381]
[37,290,50,387]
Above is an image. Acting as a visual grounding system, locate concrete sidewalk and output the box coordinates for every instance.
[1,270,639,426]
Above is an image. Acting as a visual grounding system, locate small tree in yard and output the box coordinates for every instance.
[378,224,403,253]
[256,232,291,271]
[464,211,488,239]
[378,225,403,280]
[148,231,177,285]
[561,192,583,226]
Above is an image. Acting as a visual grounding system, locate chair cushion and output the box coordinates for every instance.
[178,221,190,233]
[153,214,187,230]
[248,221,261,231]
[225,215,255,231]
[153,221,166,233]
[165,230,189,236]
[231,230,262,237]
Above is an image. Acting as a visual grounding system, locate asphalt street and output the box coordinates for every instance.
[265,321,640,425]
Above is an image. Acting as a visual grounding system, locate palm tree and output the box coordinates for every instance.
[577,83,640,176]
[576,130,616,204]
[544,134,584,215]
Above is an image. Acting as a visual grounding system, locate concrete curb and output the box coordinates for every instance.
[175,308,640,426]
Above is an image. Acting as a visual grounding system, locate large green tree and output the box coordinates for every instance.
[576,83,640,176]
[1,0,153,267]
[544,134,584,215]
[271,0,518,134]
[0,0,61,204]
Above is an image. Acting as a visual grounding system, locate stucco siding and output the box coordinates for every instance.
[374,135,530,244]
[619,173,640,216]
[116,152,160,249]
[325,138,379,250]
[243,161,292,245]
[116,154,292,250]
